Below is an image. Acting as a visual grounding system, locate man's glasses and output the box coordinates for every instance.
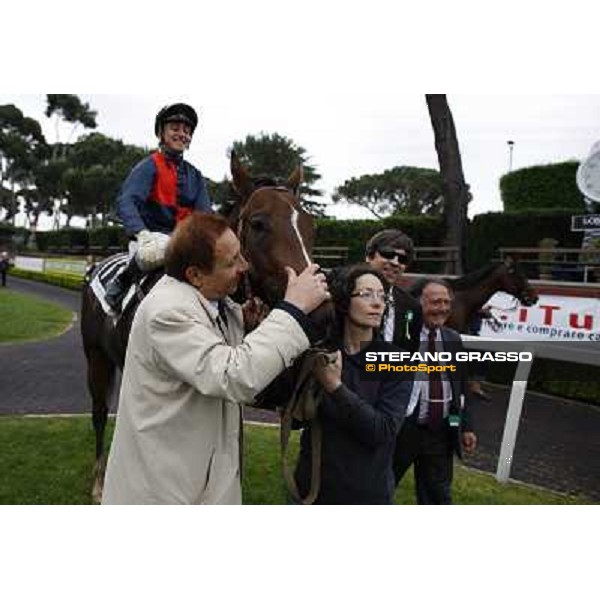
[378,247,409,264]
[351,290,387,302]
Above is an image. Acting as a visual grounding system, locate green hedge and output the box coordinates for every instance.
[35,227,129,255]
[61,219,444,263]
[88,226,128,252]
[9,267,84,291]
[500,161,584,212]
[32,227,128,255]
[314,211,580,273]
[0,222,16,238]
[467,209,582,270]
[315,215,444,263]
[35,228,89,253]
[9,209,583,273]
[0,222,30,249]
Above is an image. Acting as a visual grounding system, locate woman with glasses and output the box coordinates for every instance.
[293,263,412,504]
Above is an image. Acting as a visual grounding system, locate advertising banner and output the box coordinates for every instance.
[44,258,87,276]
[480,292,600,342]
[14,256,45,273]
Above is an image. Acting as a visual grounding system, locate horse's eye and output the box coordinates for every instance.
[249,215,270,233]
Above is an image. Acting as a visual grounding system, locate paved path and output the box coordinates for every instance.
[1,274,598,500]
[0,276,98,415]
[464,387,600,500]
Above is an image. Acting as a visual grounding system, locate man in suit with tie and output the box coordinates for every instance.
[392,278,477,504]
[365,229,422,351]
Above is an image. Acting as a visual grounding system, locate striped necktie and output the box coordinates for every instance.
[427,328,444,430]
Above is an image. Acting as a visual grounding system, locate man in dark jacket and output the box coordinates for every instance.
[392,278,477,504]
[0,251,9,287]
[365,229,422,350]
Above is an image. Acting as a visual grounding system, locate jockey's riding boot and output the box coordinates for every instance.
[105,260,142,313]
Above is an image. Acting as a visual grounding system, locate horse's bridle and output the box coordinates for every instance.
[236,185,311,306]
[236,185,335,505]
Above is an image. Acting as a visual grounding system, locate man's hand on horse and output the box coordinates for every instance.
[242,297,269,333]
[284,264,331,314]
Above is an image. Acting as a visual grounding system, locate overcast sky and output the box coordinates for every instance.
[3,93,598,225]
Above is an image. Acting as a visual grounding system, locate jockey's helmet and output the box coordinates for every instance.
[155,103,198,137]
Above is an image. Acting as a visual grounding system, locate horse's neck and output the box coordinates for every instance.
[456,272,501,316]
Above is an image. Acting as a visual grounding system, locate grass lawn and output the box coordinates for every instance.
[0,288,74,343]
[0,416,589,505]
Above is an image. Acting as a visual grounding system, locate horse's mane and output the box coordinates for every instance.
[406,262,502,297]
[251,175,280,188]
[450,262,500,290]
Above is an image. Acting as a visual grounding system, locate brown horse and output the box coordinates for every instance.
[407,256,538,332]
[81,152,331,502]
[448,257,538,331]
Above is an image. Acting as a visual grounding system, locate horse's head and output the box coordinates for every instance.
[230,151,314,305]
[497,256,538,307]
[230,152,334,347]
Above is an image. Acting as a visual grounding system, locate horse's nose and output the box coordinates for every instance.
[526,290,539,305]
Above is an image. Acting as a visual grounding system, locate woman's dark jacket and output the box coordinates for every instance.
[294,341,411,505]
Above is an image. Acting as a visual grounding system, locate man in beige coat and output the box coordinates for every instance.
[102,213,330,504]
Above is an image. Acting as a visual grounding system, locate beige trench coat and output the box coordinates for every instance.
[102,275,309,505]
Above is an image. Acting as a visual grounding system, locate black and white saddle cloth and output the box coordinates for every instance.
[89,254,141,315]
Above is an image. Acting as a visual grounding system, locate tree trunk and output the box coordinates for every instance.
[53,202,61,230]
[425,94,469,275]
[10,181,17,226]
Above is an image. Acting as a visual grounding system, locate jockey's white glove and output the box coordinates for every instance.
[135,230,171,272]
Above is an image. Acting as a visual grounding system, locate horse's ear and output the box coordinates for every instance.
[230,150,253,200]
[287,165,304,196]
[504,255,516,270]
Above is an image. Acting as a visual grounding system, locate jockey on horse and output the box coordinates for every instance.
[105,102,213,312]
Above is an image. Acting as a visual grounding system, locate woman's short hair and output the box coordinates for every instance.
[165,213,231,282]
